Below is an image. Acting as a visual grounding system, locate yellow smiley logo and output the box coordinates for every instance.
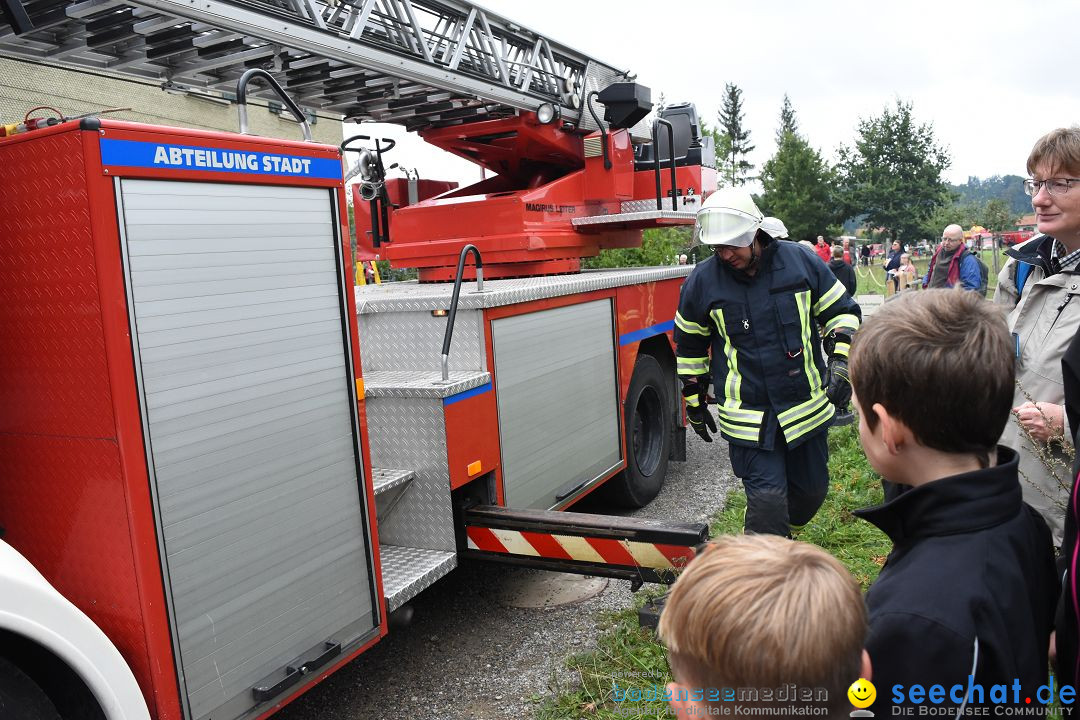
[848,678,876,709]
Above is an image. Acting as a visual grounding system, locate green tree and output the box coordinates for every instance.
[981,198,1014,231]
[951,174,1030,216]
[582,227,692,269]
[718,83,755,186]
[921,198,978,239]
[700,119,732,189]
[836,100,951,244]
[759,100,835,241]
[775,93,798,144]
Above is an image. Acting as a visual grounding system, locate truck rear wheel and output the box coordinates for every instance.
[604,354,671,508]
[0,656,61,720]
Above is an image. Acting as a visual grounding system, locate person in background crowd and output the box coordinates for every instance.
[829,244,857,297]
[678,253,688,265]
[883,241,904,292]
[658,534,869,720]
[923,224,980,291]
[860,242,871,267]
[675,189,860,537]
[842,237,852,265]
[815,235,831,263]
[895,253,919,291]
[995,127,1080,544]
[851,290,1056,714]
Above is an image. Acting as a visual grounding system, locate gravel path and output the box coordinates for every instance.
[275,437,737,720]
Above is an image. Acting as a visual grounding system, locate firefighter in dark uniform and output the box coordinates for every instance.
[674,189,861,536]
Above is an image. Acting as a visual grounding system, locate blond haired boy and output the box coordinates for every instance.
[657,534,869,718]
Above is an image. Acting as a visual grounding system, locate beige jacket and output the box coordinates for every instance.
[994,241,1080,544]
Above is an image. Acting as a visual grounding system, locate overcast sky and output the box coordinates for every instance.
[347,0,1080,190]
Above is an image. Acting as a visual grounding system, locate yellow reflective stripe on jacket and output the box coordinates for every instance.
[832,341,851,358]
[717,418,760,442]
[812,279,846,314]
[717,403,764,424]
[675,311,710,336]
[777,390,830,426]
[824,313,860,336]
[684,392,702,408]
[676,356,709,376]
[710,308,743,403]
[782,402,835,443]
[794,290,823,391]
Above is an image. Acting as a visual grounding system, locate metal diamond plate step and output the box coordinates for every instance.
[372,468,415,495]
[354,266,691,314]
[571,210,696,228]
[380,545,457,611]
[363,370,490,398]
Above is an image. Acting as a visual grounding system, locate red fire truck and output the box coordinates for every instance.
[0,1,715,719]
[1000,230,1035,246]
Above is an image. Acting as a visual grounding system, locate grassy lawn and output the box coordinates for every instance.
[535,421,891,719]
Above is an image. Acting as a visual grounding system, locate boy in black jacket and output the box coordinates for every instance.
[850,289,1057,714]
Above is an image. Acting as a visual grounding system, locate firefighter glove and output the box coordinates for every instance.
[825,357,851,409]
[682,382,716,442]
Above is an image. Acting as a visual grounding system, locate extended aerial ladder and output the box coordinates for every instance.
[0,3,716,720]
[1,0,621,130]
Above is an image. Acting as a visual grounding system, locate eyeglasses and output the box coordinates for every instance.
[1024,178,1080,196]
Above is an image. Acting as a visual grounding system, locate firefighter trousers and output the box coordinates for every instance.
[728,427,829,536]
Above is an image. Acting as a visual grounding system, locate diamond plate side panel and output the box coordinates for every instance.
[0,129,156,706]
[357,309,484,372]
[367,397,455,551]
[0,129,115,438]
[354,266,692,313]
[0,434,154,706]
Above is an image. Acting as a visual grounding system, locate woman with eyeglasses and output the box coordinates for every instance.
[994,127,1080,549]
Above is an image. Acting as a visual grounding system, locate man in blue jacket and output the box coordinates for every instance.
[923,224,981,290]
[674,189,861,536]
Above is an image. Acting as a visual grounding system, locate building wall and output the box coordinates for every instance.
[0,57,342,144]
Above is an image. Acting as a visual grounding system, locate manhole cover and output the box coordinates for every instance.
[493,569,609,609]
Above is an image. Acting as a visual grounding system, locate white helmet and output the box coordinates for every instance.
[759,216,789,240]
[695,188,787,246]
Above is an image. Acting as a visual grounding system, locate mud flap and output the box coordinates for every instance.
[669,425,687,462]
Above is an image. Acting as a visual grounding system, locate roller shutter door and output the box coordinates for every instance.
[118,179,376,720]
[492,299,621,509]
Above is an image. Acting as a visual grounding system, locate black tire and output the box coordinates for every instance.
[0,656,60,720]
[603,354,672,508]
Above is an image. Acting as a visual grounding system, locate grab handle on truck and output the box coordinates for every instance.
[235,68,313,142]
[652,118,678,211]
[441,244,483,382]
[586,91,611,170]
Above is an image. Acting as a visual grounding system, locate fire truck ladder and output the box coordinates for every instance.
[0,0,631,133]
